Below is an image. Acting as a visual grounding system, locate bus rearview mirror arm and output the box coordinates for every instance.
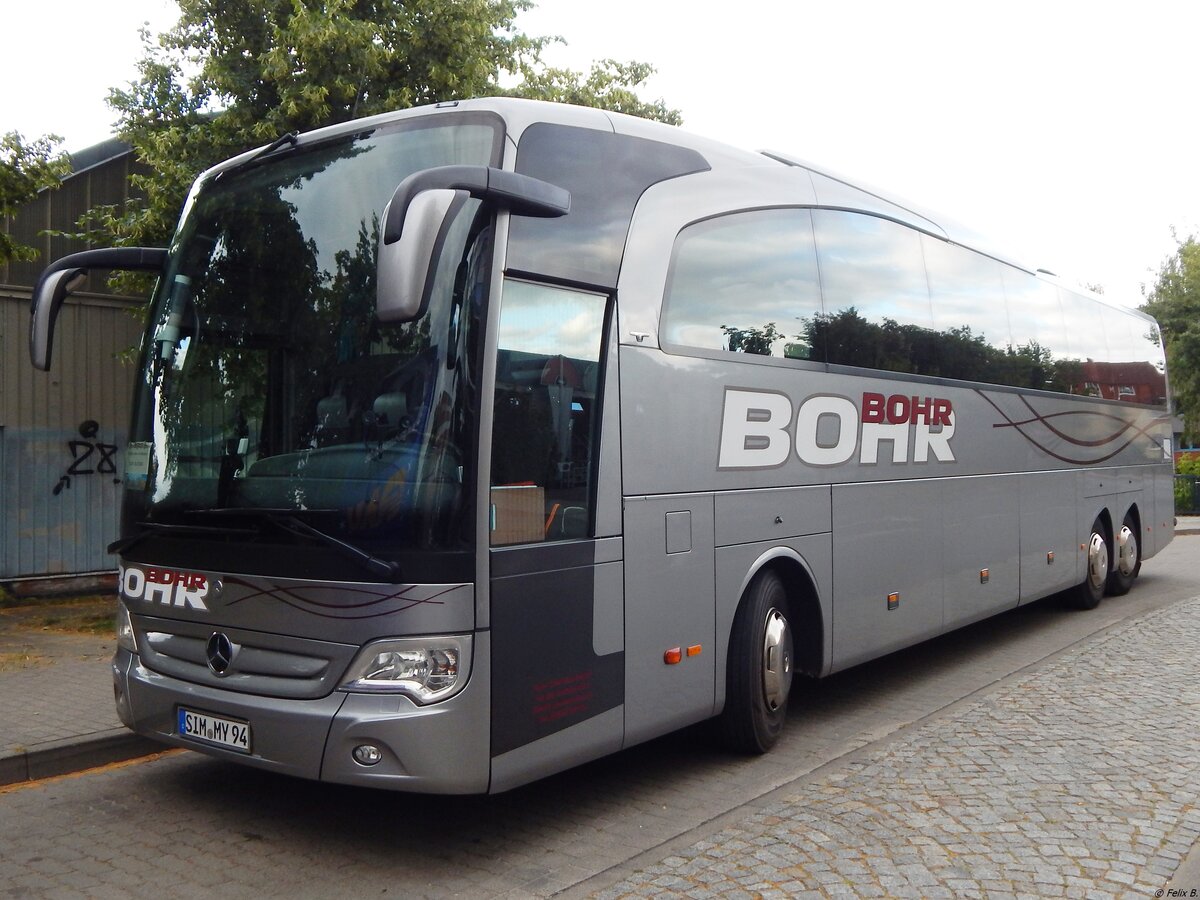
[377,165,570,324]
[29,247,168,371]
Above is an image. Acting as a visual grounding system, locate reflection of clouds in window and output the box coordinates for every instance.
[560,309,604,352]
[281,126,497,277]
[498,280,605,361]
[1004,270,1066,358]
[923,235,1009,348]
[658,204,1168,402]
[814,210,933,329]
[1058,289,1110,361]
[662,209,821,356]
[1100,306,1138,363]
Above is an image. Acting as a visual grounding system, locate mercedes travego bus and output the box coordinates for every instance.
[29,98,1174,793]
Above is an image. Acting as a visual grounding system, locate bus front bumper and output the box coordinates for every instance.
[112,635,491,794]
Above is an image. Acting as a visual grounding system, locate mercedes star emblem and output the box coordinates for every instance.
[206,632,236,676]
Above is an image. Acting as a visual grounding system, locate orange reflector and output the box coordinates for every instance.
[687,644,702,657]
[887,592,899,611]
[979,568,989,584]
[664,647,682,665]
[1080,543,1086,550]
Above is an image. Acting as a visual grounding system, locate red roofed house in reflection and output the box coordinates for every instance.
[1076,361,1168,406]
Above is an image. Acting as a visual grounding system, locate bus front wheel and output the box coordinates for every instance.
[1068,518,1109,610]
[718,570,794,754]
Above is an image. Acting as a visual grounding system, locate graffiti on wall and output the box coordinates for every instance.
[53,420,119,495]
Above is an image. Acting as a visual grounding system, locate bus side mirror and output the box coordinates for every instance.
[377,165,569,324]
[29,247,168,370]
[30,268,86,370]
[378,189,466,324]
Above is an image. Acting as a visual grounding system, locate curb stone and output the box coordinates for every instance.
[0,728,161,787]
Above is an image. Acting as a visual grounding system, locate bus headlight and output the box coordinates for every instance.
[340,635,471,704]
[116,600,137,654]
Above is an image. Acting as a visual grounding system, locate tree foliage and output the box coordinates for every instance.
[97,0,681,249]
[0,132,70,264]
[1141,235,1200,441]
[723,310,1085,394]
[503,58,682,125]
[1176,451,1200,513]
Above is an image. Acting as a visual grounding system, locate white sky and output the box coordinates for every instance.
[3,0,1198,306]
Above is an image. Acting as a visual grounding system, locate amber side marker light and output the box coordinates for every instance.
[686,644,702,657]
[887,592,900,611]
[664,647,682,665]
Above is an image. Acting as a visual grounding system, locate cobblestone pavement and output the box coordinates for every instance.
[0,607,117,757]
[592,596,1200,898]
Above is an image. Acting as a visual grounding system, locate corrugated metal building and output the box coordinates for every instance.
[1,141,148,580]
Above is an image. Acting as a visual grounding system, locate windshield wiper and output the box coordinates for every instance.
[214,130,300,183]
[108,521,260,556]
[184,509,401,582]
[253,131,299,159]
[270,514,402,582]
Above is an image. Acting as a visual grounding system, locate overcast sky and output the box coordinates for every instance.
[4,0,1198,306]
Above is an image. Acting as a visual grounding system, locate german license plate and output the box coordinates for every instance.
[178,707,251,753]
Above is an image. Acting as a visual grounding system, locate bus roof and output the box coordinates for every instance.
[201,97,1131,304]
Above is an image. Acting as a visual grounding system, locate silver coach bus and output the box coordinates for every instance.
[29,99,1174,793]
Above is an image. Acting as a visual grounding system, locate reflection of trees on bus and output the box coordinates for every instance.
[156,183,322,486]
[808,308,1083,393]
[721,308,1091,394]
[314,215,436,449]
[720,322,782,356]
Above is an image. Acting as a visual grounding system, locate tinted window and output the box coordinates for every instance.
[661,209,822,360]
[660,207,1167,407]
[921,235,1016,383]
[924,236,1010,350]
[1062,288,1168,405]
[810,210,935,374]
[121,120,500,581]
[490,280,607,545]
[1001,269,1075,392]
[509,124,709,288]
[1057,288,1109,366]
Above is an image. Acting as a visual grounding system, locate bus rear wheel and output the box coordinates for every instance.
[718,570,794,754]
[1106,513,1141,596]
[1068,518,1108,610]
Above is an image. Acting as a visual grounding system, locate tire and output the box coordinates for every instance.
[1067,518,1108,610]
[1106,513,1141,596]
[718,570,794,754]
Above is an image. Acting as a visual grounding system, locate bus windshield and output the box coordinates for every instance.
[124,116,500,575]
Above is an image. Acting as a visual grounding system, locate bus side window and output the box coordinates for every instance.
[490,280,607,546]
[660,208,822,360]
[1001,270,1071,392]
[811,209,934,373]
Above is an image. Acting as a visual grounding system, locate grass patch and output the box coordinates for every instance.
[0,597,117,637]
[0,651,50,672]
[0,592,113,610]
[35,612,116,636]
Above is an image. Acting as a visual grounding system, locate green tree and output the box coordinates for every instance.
[504,58,682,125]
[0,132,70,264]
[95,0,681,250]
[1176,452,1200,513]
[1141,235,1200,441]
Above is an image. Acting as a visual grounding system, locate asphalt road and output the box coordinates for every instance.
[1,536,1197,899]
